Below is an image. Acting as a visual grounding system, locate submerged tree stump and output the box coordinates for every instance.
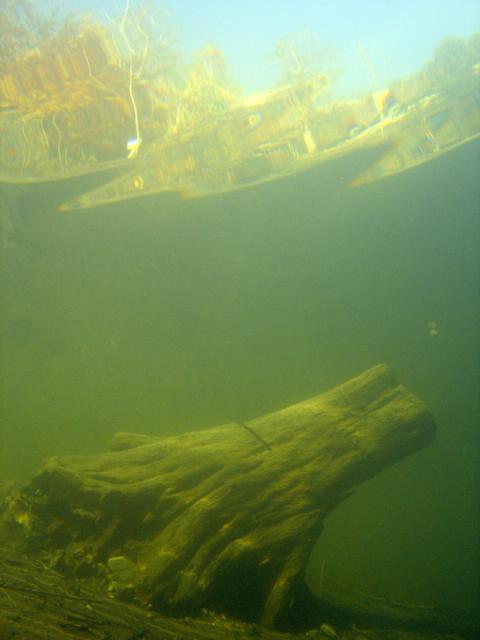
[2,364,436,628]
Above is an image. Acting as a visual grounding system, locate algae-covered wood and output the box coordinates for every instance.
[2,364,436,628]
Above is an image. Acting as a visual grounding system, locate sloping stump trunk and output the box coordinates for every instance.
[2,364,436,629]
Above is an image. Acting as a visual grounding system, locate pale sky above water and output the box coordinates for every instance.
[35,0,480,95]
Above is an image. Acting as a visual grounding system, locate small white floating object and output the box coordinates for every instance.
[127,136,142,159]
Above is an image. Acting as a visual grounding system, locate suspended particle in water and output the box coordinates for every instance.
[428,320,439,337]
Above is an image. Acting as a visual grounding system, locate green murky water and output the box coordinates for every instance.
[1,139,479,625]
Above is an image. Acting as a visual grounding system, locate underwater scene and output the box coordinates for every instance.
[1,1,479,639]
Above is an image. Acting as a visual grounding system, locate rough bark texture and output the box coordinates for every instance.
[2,364,436,629]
